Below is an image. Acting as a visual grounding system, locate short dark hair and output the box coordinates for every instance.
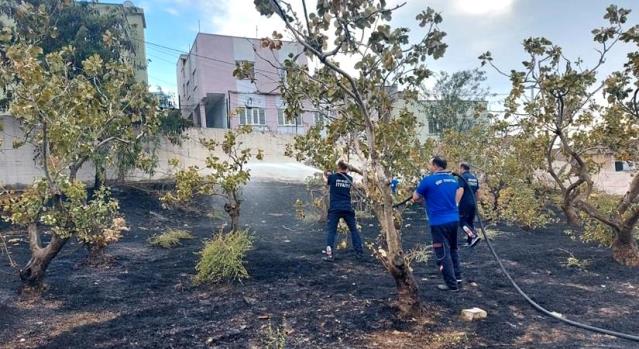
[431,156,447,169]
[460,162,470,171]
[337,160,349,171]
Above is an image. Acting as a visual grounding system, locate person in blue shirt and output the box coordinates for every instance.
[322,160,364,261]
[390,176,400,194]
[458,162,481,247]
[412,156,464,291]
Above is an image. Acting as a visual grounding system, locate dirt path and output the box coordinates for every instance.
[1,181,638,348]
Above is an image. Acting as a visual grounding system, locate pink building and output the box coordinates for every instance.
[176,33,317,134]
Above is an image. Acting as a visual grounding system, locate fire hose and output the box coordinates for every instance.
[392,171,639,342]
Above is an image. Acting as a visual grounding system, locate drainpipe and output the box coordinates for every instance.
[226,90,232,129]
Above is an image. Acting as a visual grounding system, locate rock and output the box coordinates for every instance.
[461,307,487,321]
[550,311,563,318]
[243,296,257,305]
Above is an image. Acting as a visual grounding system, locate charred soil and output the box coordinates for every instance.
[1,181,638,348]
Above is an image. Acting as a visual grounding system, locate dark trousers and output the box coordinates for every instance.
[459,204,476,235]
[430,221,461,288]
[326,210,363,254]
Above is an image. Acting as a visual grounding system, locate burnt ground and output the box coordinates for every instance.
[1,181,638,349]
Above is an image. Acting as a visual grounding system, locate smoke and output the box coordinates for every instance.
[246,162,322,182]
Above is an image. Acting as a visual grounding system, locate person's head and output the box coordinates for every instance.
[459,162,470,173]
[430,156,447,172]
[337,160,349,172]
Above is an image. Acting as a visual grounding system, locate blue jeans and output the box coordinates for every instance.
[326,210,363,254]
[430,221,461,288]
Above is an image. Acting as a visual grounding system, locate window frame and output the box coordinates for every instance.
[278,109,301,126]
[238,107,266,126]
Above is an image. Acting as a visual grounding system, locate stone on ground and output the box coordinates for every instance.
[461,307,487,321]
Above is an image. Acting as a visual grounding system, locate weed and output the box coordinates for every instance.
[559,249,591,270]
[194,229,253,284]
[149,229,194,248]
[262,321,287,349]
[406,244,431,270]
[482,228,505,240]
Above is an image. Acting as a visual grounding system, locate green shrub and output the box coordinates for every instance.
[497,186,551,230]
[579,193,619,247]
[194,230,253,284]
[149,229,194,248]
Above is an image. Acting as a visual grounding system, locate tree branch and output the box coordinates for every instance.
[618,173,639,215]
[573,198,621,231]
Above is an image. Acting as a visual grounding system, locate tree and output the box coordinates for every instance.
[480,5,639,266]
[0,3,160,287]
[0,0,148,190]
[439,125,551,229]
[422,69,490,135]
[254,0,447,316]
[162,126,264,232]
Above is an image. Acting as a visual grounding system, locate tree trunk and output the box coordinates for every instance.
[374,175,421,317]
[612,228,639,267]
[87,245,110,266]
[387,253,421,316]
[561,203,581,226]
[94,161,106,190]
[224,200,241,232]
[20,224,68,290]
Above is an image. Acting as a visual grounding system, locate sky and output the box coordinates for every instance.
[138,0,639,108]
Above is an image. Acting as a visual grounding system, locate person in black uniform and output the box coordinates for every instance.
[458,162,481,247]
[323,160,364,261]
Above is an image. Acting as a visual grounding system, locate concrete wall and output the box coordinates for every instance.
[0,116,96,187]
[553,155,634,196]
[0,115,313,187]
[3,112,630,191]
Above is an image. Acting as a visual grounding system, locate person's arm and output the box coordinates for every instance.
[323,171,331,185]
[412,178,427,204]
[412,191,424,204]
[455,187,464,206]
[348,164,363,176]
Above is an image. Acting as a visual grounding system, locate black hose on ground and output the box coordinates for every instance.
[450,172,639,342]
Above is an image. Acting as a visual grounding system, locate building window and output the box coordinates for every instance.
[238,107,265,126]
[615,160,635,172]
[235,60,255,80]
[278,109,300,126]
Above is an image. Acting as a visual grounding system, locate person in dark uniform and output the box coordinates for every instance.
[323,160,364,261]
[458,162,481,247]
[412,156,463,291]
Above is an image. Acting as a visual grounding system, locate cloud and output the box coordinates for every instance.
[164,7,180,16]
[452,0,515,16]
[209,0,289,39]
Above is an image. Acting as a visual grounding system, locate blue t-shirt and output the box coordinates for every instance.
[415,171,460,226]
[390,177,399,194]
[327,172,353,211]
[459,171,479,208]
